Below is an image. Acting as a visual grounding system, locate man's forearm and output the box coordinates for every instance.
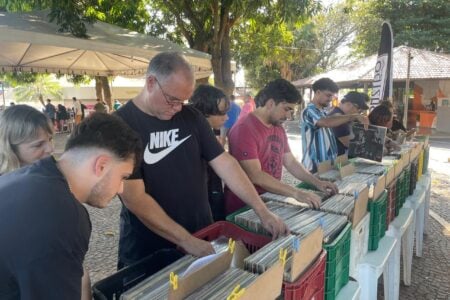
[316,114,357,128]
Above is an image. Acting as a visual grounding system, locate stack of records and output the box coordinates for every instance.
[244,234,298,282]
[284,210,348,243]
[335,180,367,195]
[233,202,348,243]
[336,173,378,190]
[185,268,257,300]
[260,190,328,206]
[320,194,355,216]
[352,160,386,176]
[317,169,341,182]
[234,201,306,235]
[120,255,196,300]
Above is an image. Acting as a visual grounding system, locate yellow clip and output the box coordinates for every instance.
[228,238,236,254]
[227,284,246,300]
[279,248,287,266]
[169,272,178,290]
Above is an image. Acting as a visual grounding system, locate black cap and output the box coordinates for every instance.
[341,92,369,110]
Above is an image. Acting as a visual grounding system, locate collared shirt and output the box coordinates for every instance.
[301,103,338,172]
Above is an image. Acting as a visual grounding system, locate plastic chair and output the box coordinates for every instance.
[404,185,426,257]
[386,207,414,289]
[336,280,361,300]
[417,173,431,234]
[356,236,398,300]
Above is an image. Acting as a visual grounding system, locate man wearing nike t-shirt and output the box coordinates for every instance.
[115,52,288,268]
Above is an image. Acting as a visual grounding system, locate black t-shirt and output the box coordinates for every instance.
[329,107,351,156]
[0,157,91,300]
[115,101,224,265]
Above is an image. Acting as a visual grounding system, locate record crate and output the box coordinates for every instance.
[92,249,185,300]
[385,179,397,227]
[423,145,430,174]
[403,164,411,200]
[193,220,271,253]
[323,223,352,300]
[395,171,405,216]
[417,150,424,181]
[282,250,327,300]
[368,190,387,251]
[409,159,418,195]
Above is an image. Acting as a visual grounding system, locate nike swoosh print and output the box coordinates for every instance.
[144,135,191,164]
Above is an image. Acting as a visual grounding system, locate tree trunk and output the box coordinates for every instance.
[220,25,235,96]
[100,76,112,110]
[95,76,103,101]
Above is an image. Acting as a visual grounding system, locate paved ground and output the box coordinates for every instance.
[53,126,450,298]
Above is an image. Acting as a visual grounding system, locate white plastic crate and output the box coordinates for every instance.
[349,212,370,278]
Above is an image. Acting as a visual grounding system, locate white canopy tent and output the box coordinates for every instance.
[0,10,212,79]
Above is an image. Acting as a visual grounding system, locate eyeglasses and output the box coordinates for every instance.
[154,77,186,107]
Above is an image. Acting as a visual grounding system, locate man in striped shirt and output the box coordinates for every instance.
[301,78,368,173]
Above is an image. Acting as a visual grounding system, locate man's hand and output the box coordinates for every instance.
[180,236,215,257]
[294,189,322,209]
[355,114,370,130]
[257,209,289,240]
[316,180,338,196]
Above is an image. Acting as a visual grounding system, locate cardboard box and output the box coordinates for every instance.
[288,227,323,282]
[368,174,386,200]
[384,165,395,186]
[351,186,369,229]
[168,246,285,300]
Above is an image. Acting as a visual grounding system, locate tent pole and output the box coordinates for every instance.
[403,49,412,128]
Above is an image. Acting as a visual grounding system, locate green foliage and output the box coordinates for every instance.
[0,72,39,87]
[349,0,450,56]
[13,74,63,103]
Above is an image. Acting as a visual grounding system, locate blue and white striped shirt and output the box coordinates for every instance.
[301,103,338,172]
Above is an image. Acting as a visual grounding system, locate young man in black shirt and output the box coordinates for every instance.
[0,114,142,299]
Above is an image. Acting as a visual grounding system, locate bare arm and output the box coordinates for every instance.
[81,266,91,300]
[316,114,368,128]
[237,157,322,209]
[283,152,338,196]
[209,152,289,239]
[120,179,214,257]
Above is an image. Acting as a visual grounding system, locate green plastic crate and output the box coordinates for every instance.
[423,145,430,174]
[368,191,388,251]
[296,181,318,191]
[323,222,351,300]
[226,206,260,234]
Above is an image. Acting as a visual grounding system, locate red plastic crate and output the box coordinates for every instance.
[386,180,397,227]
[282,250,327,300]
[193,221,271,253]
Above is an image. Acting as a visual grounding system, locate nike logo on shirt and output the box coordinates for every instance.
[144,129,191,164]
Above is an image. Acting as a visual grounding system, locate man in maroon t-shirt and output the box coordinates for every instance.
[224,79,338,214]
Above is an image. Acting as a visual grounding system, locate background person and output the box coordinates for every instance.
[301,78,369,172]
[328,91,370,155]
[220,94,241,146]
[225,79,338,213]
[189,84,230,220]
[44,98,57,128]
[0,105,54,175]
[115,52,288,268]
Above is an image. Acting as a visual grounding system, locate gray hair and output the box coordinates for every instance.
[0,105,53,174]
[146,52,194,83]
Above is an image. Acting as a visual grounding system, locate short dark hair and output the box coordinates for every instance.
[255,79,302,107]
[312,78,339,93]
[369,105,393,127]
[65,113,142,166]
[189,85,229,116]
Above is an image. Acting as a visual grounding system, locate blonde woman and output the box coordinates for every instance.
[0,105,54,175]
